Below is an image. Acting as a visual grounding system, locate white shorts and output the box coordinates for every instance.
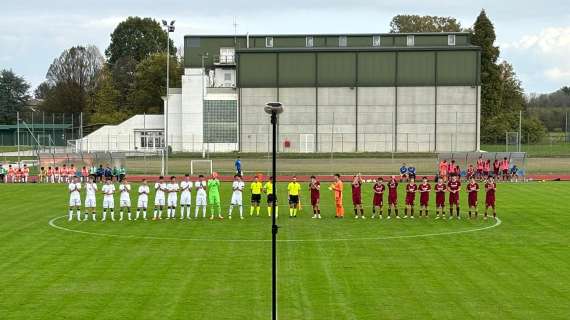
[137,198,148,208]
[196,194,207,206]
[231,193,243,205]
[180,192,192,205]
[120,198,131,207]
[69,196,81,207]
[154,197,165,206]
[103,197,115,209]
[167,195,178,207]
[85,197,96,208]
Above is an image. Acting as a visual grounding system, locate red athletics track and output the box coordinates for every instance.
[29,174,570,182]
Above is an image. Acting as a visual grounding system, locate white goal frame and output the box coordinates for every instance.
[190,159,213,175]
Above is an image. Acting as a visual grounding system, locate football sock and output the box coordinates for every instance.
[84,212,89,220]
[111,211,115,221]
[293,208,297,217]
[395,209,399,216]
[102,210,107,220]
[143,210,147,219]
[119,211,124,220]
[449,208,453,217]
[289,208,293,216]
[202,206,206,218]
[268,207,272,216]
[195,207,199,218]
[76,210,82,221]
[180,206,185,218]
[276,206,279,217]
[228,205,233,216]
[250,207,254,216]
[354,208,357,216]
[68,209,73,221]
[136,210,140,219]
[360,208,364,216]
[92,213,96,221]
[153,209,158,219]
[127,209,132,220]
[158,210,163,219]
[388,208,391,216]
[456,207,460,217]
[411,208,414,217]
[256,207,260,216]
[239,205,243,217]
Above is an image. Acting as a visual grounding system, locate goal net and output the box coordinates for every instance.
[190,159,213,175]
[505,132,520,152]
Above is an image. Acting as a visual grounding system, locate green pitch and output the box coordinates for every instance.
[1,182,569,319]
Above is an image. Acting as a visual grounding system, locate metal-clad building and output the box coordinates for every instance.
[80,33,480,153]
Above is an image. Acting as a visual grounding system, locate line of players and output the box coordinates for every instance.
[66,173,498,222]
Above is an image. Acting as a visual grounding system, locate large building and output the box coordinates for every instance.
[80,32,481,153]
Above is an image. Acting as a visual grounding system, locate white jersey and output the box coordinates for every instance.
[102,184,115,209]
[231,180,245,205]
[119,184,131,207]
[84,182,97,207]
[195,180,207,206]
[180,180,192,205]
[154,182,167,199]
[68,182,81,206]
[167,182,179,206]
[137,185,150,208]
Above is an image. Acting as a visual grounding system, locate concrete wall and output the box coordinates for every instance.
[239,86,479,153]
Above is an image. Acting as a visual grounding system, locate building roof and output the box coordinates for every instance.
[0,124,72,130]
[236,45,481,53]
[185,32,471,38]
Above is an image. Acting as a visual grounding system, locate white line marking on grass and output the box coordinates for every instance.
[48,216,502,243]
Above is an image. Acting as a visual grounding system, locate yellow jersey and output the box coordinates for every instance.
[263,182,273,195]
[288,182,301,196]
[251,181,263,195]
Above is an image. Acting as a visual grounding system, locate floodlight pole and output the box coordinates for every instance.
[265,102,283,320]
[162,20,175,176]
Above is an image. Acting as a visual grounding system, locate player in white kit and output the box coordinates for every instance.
[136,178,150,220]
[119,178,132,221]
[153,176,167,220]
[179,174,192,219]
[195,174,208,218]
[101,178,116,221]
[68,176,82,221]
[167,176,179,219]
[228,174,245,219]
[84,176,98,221]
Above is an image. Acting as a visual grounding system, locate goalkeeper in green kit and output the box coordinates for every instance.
[208,172,224,220]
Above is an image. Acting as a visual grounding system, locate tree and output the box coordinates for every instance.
[389,15,464,33]
[41,45,104,113]
[88,67,129,125]
[0,70,30,123]
[110,55,138,111]
[472,10,502,121]
[498,61,525,114]
[127,53,182,114]
[34,81,52,100]
[105,17,176,65]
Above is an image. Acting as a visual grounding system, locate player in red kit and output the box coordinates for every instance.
[309,175,321,219]
[476,156,484,180]
[466,176,480,219]
[418,177,431,218]
[352,174,365,219]
[447,174,461,219]
[404,178,417,218]
[371,177,385,219]
[484,176,497,220]
[500,157,510,181]
[387,176,399,219]
[434,177,447,219]
[484,159,491,178]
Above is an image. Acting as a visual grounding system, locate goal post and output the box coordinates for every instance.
[505,132,520,152]
[190,159,213,175]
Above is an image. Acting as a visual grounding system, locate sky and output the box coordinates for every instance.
[1,0,569,95]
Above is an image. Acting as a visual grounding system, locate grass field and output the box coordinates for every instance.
[1,182,570,319]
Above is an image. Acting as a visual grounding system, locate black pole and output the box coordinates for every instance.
[271,111,278,320]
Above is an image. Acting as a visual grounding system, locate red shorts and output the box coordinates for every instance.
[373,194,383,206]
[449,192,459,205]
[388,193,397,205]
[468,193,478,207]
[310,194,320,206]
[405,194,415,206]
[436,193,445,207]
[352,194,361,205]
[502,169,508,175]
[486,195,495,208]
[420,194,429,207]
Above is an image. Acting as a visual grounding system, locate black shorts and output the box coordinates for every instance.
[251,194,261,203]
[267,194,277,203]
[289,195,299,205]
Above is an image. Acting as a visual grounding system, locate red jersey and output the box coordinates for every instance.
[485,182,496,197]
[435,183,446,207]
[387,181,398,197]
[81,168,89,176]
[373,182,385,195]
[484,161,491,172]
[22,167,30,175]
[467,182,479,193]
[309,181,320,206]
[447,180,461,192]
[352,181,362,205]
[55,168,60,175]
[419,183,431,206]
[8,167,14,175]
[406,183,417,195]
[68,167,76,175]
[448,180,461,205]
[61,167,67,175]
[476,159,484,170]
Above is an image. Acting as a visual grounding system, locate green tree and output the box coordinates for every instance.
[88,67,128,125]
[40,45,104,113]
[127,53,182,114]
[0,70,30,123]
[472,10,502,121]
[389,15,464,32]
[105,17,175,65]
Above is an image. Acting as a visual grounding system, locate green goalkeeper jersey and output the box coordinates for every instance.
[207,179,221,204]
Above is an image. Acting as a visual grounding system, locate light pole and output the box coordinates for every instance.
[162,19,175,175]
[264,102,284,320]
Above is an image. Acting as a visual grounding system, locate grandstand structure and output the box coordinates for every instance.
[77,32,481,154]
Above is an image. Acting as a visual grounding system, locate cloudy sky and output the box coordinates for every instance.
[1,0,569,94]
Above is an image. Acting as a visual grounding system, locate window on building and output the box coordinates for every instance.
[265,36,274,48]
[203,100,238,143]
[372,35,381,47]
[306,36,314,47]
[224,72,232,81]
[137,131,164,149]
[406,35,415,46]
[448,34,456,46]
[338,35,347,47]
